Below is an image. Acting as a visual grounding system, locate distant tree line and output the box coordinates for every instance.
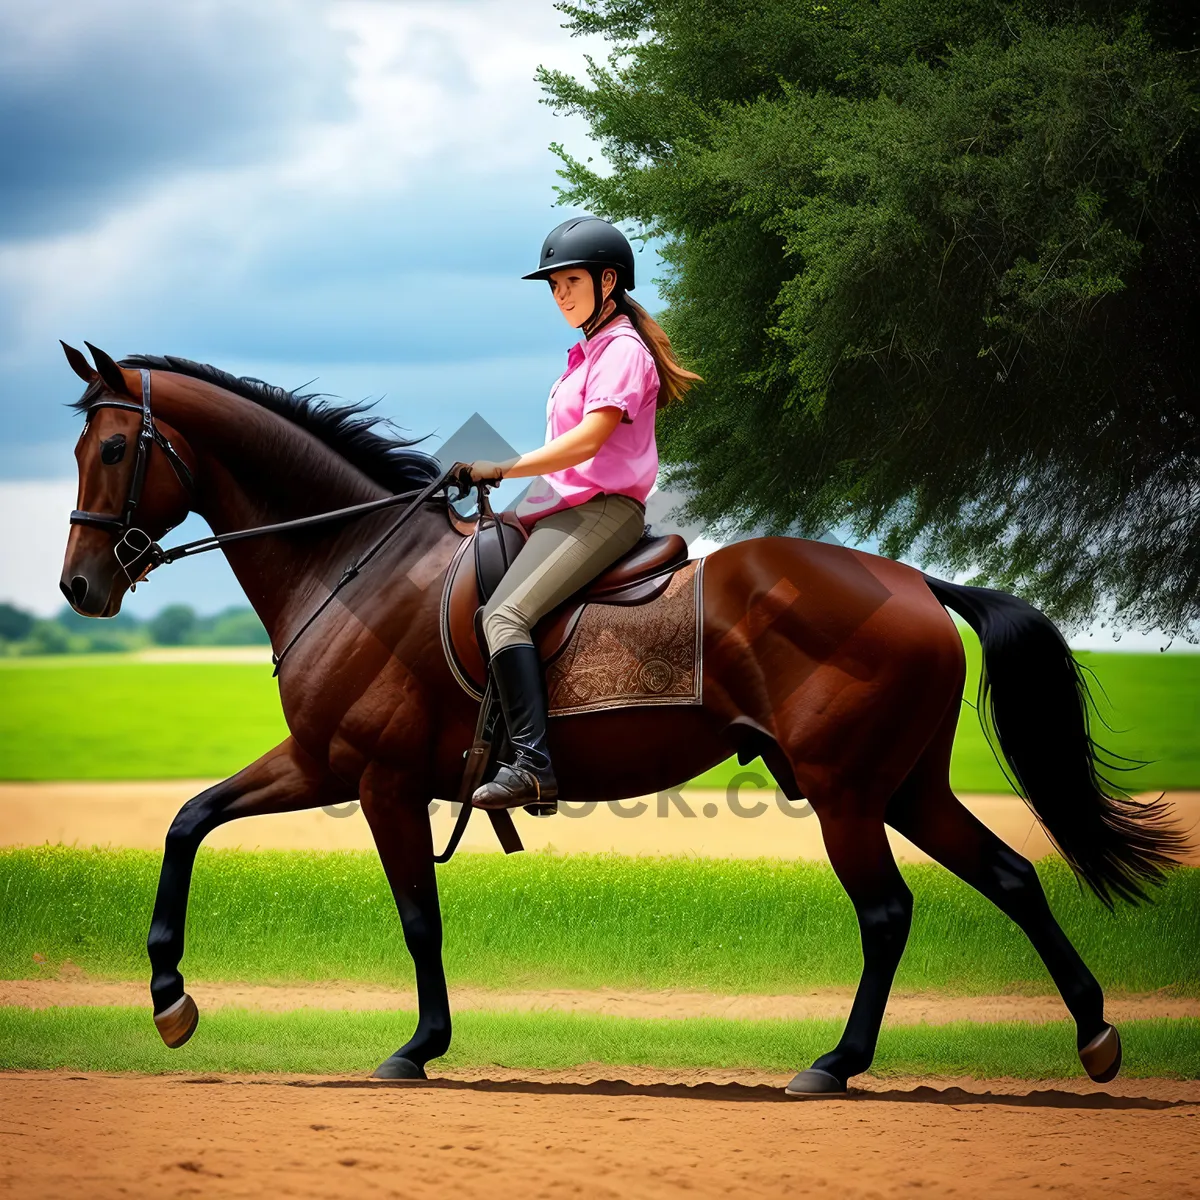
[0,602,270,656]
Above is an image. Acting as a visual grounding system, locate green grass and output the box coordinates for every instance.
[0,1006,1194,1077]
[0,661,287,780]
[4,848,1197,995]
[2,639,1197,788]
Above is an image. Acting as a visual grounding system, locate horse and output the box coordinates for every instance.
[58,341,1187,1094]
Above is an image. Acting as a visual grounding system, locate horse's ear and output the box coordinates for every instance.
[84,342,131,397]
[61,340,98,383]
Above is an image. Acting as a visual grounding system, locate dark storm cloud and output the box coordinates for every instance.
[0,0,352,238]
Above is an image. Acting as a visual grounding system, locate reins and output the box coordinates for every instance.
[161,468,476,675]
[266,469,467,674]
[74,368,478,674]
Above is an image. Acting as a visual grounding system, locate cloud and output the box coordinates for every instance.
[0,0,683,620]
[0,0,353,238]
[0,0,658,461]
[0,0,625,337]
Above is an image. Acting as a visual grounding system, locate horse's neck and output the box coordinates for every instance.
[160,381,415,638]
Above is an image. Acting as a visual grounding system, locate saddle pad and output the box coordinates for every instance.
[546,558,704,716]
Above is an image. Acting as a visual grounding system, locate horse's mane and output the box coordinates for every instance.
[73,354,443,495]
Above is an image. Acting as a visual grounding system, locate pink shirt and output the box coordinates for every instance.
[514,315,660,529]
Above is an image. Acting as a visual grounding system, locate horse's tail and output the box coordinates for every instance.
[921,574,1190,906]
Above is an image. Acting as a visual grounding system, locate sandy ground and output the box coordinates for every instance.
[1,1069,1197,1199]
[3,978,1197,1024]
[4,781,1198,863]
[132,648,275,663]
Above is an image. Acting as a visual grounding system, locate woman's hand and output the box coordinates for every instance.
[464,409,622,483]
[468,460,506,482]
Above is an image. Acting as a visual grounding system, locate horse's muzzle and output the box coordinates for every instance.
[58,569,118,617]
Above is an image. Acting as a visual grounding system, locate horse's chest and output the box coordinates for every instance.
[278,651,435,786]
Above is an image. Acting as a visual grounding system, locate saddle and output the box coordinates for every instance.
[440,506,689,698]
[433,488,690,865]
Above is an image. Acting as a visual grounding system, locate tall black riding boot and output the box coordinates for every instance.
[471,642,559,812]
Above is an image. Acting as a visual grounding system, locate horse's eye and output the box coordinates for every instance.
[101,434,127,465]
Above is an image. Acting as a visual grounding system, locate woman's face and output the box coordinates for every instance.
[548,266,616,329]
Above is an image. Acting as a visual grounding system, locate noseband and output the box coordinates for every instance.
[70,368,196,582]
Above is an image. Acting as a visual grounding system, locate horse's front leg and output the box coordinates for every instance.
[359,772,449,1080]
[147,737,352,1046]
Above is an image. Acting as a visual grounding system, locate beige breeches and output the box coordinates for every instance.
[480,492,647,653]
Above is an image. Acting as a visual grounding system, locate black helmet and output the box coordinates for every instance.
[522,215,636,291]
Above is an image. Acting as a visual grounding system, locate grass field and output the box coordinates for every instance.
[0,660,286,781]
[1,639,1198,787]
[0,1007,1195,1077]
[4,848,1197,995]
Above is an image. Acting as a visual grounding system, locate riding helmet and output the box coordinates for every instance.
[522,216,636,291]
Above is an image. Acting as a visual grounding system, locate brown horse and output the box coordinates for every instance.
[59,343,1186,1094]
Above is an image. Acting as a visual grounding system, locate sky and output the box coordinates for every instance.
[0,0,1190,652]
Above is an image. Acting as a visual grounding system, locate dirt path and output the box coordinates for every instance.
[4,780,1200,862]
[2,1069,1196,1199]
[4,978,1197,1023]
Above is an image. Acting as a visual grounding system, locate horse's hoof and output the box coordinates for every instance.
[1080,1023,1122,1083]
[373,1054,427,1081]
[785,1068,847,1097]
[153,993,199,1049]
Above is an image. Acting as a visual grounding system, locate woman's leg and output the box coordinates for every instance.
[473,493,646,809]
[481,493,647,653]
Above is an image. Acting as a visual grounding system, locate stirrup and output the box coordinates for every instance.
[513,765,558,817]
[472,760,558,813]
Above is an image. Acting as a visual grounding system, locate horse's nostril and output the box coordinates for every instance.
[70,576,89,607]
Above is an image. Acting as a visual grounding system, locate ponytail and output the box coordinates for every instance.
[576,267,703,406]
[616,293,702,406]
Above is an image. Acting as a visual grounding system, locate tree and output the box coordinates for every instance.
[26,620,71,655]
[148,604,197,646]
[0,602,35,642]
[538,0,1200,640]
[204,608,271,646]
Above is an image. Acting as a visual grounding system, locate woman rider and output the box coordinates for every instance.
[465,215,701,811]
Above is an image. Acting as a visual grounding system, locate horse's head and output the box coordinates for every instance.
[60,342,196,617]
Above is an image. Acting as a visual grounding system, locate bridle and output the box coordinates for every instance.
[68,365,482,672]
[70,368,196,584]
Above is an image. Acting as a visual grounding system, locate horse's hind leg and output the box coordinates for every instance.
[787,808,914,1096]
[147,737,351,1046]
[884,710,1118,1082]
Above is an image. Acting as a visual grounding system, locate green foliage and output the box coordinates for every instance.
[4,848,1197,995]
[0,1006,1195,1076]
[0,604,33,642]
[203,609,272,646]
[24,621,72,656]
[0,601,269,656]
[147,604,196,646]
[538,0,1200,640]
